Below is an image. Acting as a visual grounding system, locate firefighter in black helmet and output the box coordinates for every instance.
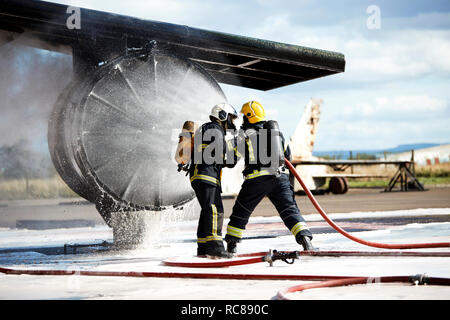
[225,101,315,254]
[190,102,238,258]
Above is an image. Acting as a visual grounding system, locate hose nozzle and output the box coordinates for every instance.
[265,249,299,266]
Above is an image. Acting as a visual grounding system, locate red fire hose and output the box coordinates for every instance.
[277,275,450,300]
[1,265,449,300]
[1,266,336,280]
[162,249,450,268]
[284,158,450,249]
[276,159,450,299]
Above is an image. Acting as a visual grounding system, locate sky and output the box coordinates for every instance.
[48,0,450,151]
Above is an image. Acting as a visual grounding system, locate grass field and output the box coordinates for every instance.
[0,175,78,200]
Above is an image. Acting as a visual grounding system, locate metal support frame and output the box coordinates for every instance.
[384,162,425,192]
[290,159,425,192]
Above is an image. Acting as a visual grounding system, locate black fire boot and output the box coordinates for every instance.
[296,234,316,251]
[225,235,240,254]
[197,243,207,257]
[205,241,233,259]
[226,240,237,254]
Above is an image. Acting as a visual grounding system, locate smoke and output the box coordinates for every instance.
[0,42,72,153]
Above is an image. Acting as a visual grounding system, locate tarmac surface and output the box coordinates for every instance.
[0,187,449,229]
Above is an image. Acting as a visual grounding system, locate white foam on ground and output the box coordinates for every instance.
[0,208,449,300]
[0,225,112,249]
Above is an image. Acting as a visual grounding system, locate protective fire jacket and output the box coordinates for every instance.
[189,121,236,187]
[239,121,291,179]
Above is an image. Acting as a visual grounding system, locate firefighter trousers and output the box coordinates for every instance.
[226,173,312,242]
[191,181,225,251]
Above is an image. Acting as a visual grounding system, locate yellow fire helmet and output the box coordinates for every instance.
[241,101,266,124]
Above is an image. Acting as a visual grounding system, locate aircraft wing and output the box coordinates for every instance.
[0,0,345,90]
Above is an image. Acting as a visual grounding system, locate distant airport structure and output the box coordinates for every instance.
[386,144,450,166]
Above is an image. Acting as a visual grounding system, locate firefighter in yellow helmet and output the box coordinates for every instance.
[225,101,315,253]
[241,100,266,124]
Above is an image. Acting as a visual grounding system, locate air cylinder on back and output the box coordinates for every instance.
[263,120,285,169]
